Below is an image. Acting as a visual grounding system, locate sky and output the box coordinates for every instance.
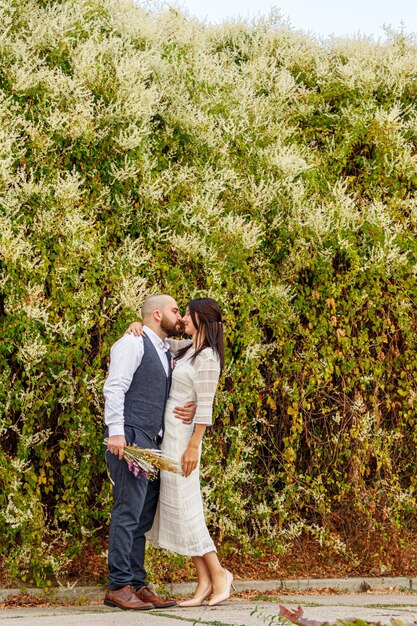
[163,0,417,39]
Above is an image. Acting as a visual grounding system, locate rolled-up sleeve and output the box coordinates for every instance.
[103,335,143,436]
[193,352,220,425]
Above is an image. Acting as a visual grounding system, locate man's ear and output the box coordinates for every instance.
[153,309,162,322]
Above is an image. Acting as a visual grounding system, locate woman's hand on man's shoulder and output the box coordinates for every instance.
[125,321,144,336]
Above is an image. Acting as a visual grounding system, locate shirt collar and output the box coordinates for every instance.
[143,325,170,352]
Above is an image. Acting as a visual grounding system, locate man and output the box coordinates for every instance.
[103,294,196,610]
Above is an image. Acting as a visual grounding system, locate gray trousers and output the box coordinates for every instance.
[105,426,160,590]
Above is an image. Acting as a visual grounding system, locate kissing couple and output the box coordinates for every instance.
[103,294,234,610]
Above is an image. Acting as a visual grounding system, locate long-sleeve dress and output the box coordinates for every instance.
[147,344,220,556]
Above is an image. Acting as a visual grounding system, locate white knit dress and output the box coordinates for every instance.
[147,344,220,556]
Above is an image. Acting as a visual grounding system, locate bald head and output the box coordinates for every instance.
[142,294,176,322]
[141,294,182,338]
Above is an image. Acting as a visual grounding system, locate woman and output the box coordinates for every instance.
[127,297,233,607]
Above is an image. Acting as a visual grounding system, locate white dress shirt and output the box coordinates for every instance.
[103,325,170,437]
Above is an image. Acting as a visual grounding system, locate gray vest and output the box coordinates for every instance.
[123,334,172,438]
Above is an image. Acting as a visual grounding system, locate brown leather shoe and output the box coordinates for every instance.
[135,585,176,608]
[104,585,154,610]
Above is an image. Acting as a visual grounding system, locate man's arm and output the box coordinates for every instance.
[173,402,196,424]
[103,335,143,459]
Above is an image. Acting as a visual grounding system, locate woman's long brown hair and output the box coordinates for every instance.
[176,297,224,371]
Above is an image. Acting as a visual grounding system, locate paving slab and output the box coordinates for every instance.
[1,596,417,626]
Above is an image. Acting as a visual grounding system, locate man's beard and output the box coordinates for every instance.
[160,314,183,337]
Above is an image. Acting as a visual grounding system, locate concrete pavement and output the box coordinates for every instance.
[2,593,417,625]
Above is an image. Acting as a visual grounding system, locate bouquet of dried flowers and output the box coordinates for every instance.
[104,438,182,481]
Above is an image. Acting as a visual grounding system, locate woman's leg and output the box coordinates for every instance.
[191,556,212,595]
[181,551,232,607]
[187,552,228,596]
[178,556,213,605]
[202,551,227,595]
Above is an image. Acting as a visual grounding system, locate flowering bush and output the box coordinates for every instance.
[1,0,417,584]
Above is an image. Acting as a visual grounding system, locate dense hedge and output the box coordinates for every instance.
[1,0,417,584]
